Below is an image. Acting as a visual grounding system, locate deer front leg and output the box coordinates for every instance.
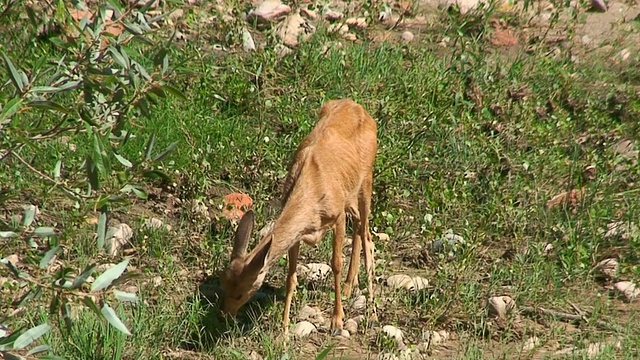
[331,212,346,332]
[283,242,300,338]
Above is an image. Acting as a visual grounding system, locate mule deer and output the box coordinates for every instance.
[220,99,377,335]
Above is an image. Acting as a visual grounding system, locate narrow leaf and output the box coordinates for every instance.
[53,160,62,181]
[152,141,178,162]
[1,98,24,121]
[30,86,62,93]
[33,227,56,237]
[96,206,107,249]
[22,205,36,227]
[61,300,72,333]
[71,264,96,289]
[141,169,171,182]
[113,153,132,168]
[91,257,130,292]
[113,290,139,303]
[161,84,186,100]
[39,246,59,269]
[144,132,156,160]
[26,344,50,355]
[49,294,60,315]
[2,352,25,360]
[101,302,132,335]
[28,100,70,114]
[86,155,100,190]
[0,231,18,238]
[12,323,51,350]
[82,296,104,319]
[2,53,25,92]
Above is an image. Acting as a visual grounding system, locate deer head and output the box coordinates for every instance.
[220,210,272,315]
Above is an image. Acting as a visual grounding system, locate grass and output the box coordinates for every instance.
[2,1,640,359]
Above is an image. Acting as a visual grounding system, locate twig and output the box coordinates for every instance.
[520,306,623,333]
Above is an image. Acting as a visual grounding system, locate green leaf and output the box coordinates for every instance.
[161,84,186,100]
[113,290,138,303]
[2,352,25,360]
[49,294,60,315]
[39,246,59,269]
[2,53,25,92]
[38,356,67,360]
[26,344,50,355]
[71,264,96,289]
[121,185,147,200]
[144,132,156,161]
[30,86,62,93]
[53,160,62,181]
[82,296,104,320]
[1,97,24,121]
[148,86,166,98]
[152,141,178,162]
[91,257,130,292]
[96,206,108,249]
[86,155,101,190]
[110,270,142,287]
[315,345,334,360]
[141,169,171,182]
[28,100,70,113]
[56,80,82,91]
[33,227,57,237]
[0,231,18,238]
[61,300,72,333]
[12,323,51,350]
[101,302,132,336]
[22,205,36,227]
[109,46,129,69]
[113,153,132,168]
[122,21,143,35]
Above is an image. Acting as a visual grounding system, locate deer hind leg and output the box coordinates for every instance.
[359,175,377,320]
[344,209,362,299]
[283,242,300,338]
[330,212,346,332]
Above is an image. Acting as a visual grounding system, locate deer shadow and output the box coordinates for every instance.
[179,272,285,351]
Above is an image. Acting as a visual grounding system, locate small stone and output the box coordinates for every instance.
[300,7,317,20]
[275,44,293,59]
[169,9,184,21]
[375,232,390,241]
[401,31,414,42]
[487,296,515,319]
[248,351,263,360]
[298,305,325,326]
[299,263,332,282]
[328,23,349,35]
[345,319,358,333]
[323,9,344,21]
[143,218,172,231]
[381,325,404,347]
[619,49,631,62]
[334,329,350,338]
[352,295,366,311]
[105,223,133,258]
[590,0,607,12]
[248,0,291,23]
[596,258,618,279]
[614,281,639,302]
[292,321,316,338]
[278,12,307,47]
[343,33,357,41]
[242,28,256,52]
[386,274,429,291]
[346,17,367,28]
[1,254,20,266]
[522,336,541,351]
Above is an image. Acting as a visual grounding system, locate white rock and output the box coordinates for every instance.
[258,220,274,238]
[401,31,414,42]
[596,258,618,279]
[522,336,541,351]
[292,321,316,337]
[1,254,19,266]
[278,12,306,47]
[381,325,404,345]
[274,44,293,59]
[143,217,172,231]
[614,281,639,302]
[248,350,263,360]
[604,221,637,240]
[375,232,390,241]
[299,263,332,282]
[105,223,133,258]
[352,295,366,311]
[334,328,350,338]
[242,28,256,52]
[298,305,324,326]
[487,296,515,319]
[377,354,398,360]
[344,318,358,333]
[328,23,349,35]
[426,329,450,346]
[386,274,429,291]
[248,0,291,23]
[300,7,317,20]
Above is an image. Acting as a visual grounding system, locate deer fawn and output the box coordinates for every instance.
[220,99,377,336]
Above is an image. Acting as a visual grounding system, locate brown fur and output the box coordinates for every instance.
[220,99,378,336]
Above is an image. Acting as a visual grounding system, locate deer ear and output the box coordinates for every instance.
[245,236,272,275]
[231,210,255,259]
